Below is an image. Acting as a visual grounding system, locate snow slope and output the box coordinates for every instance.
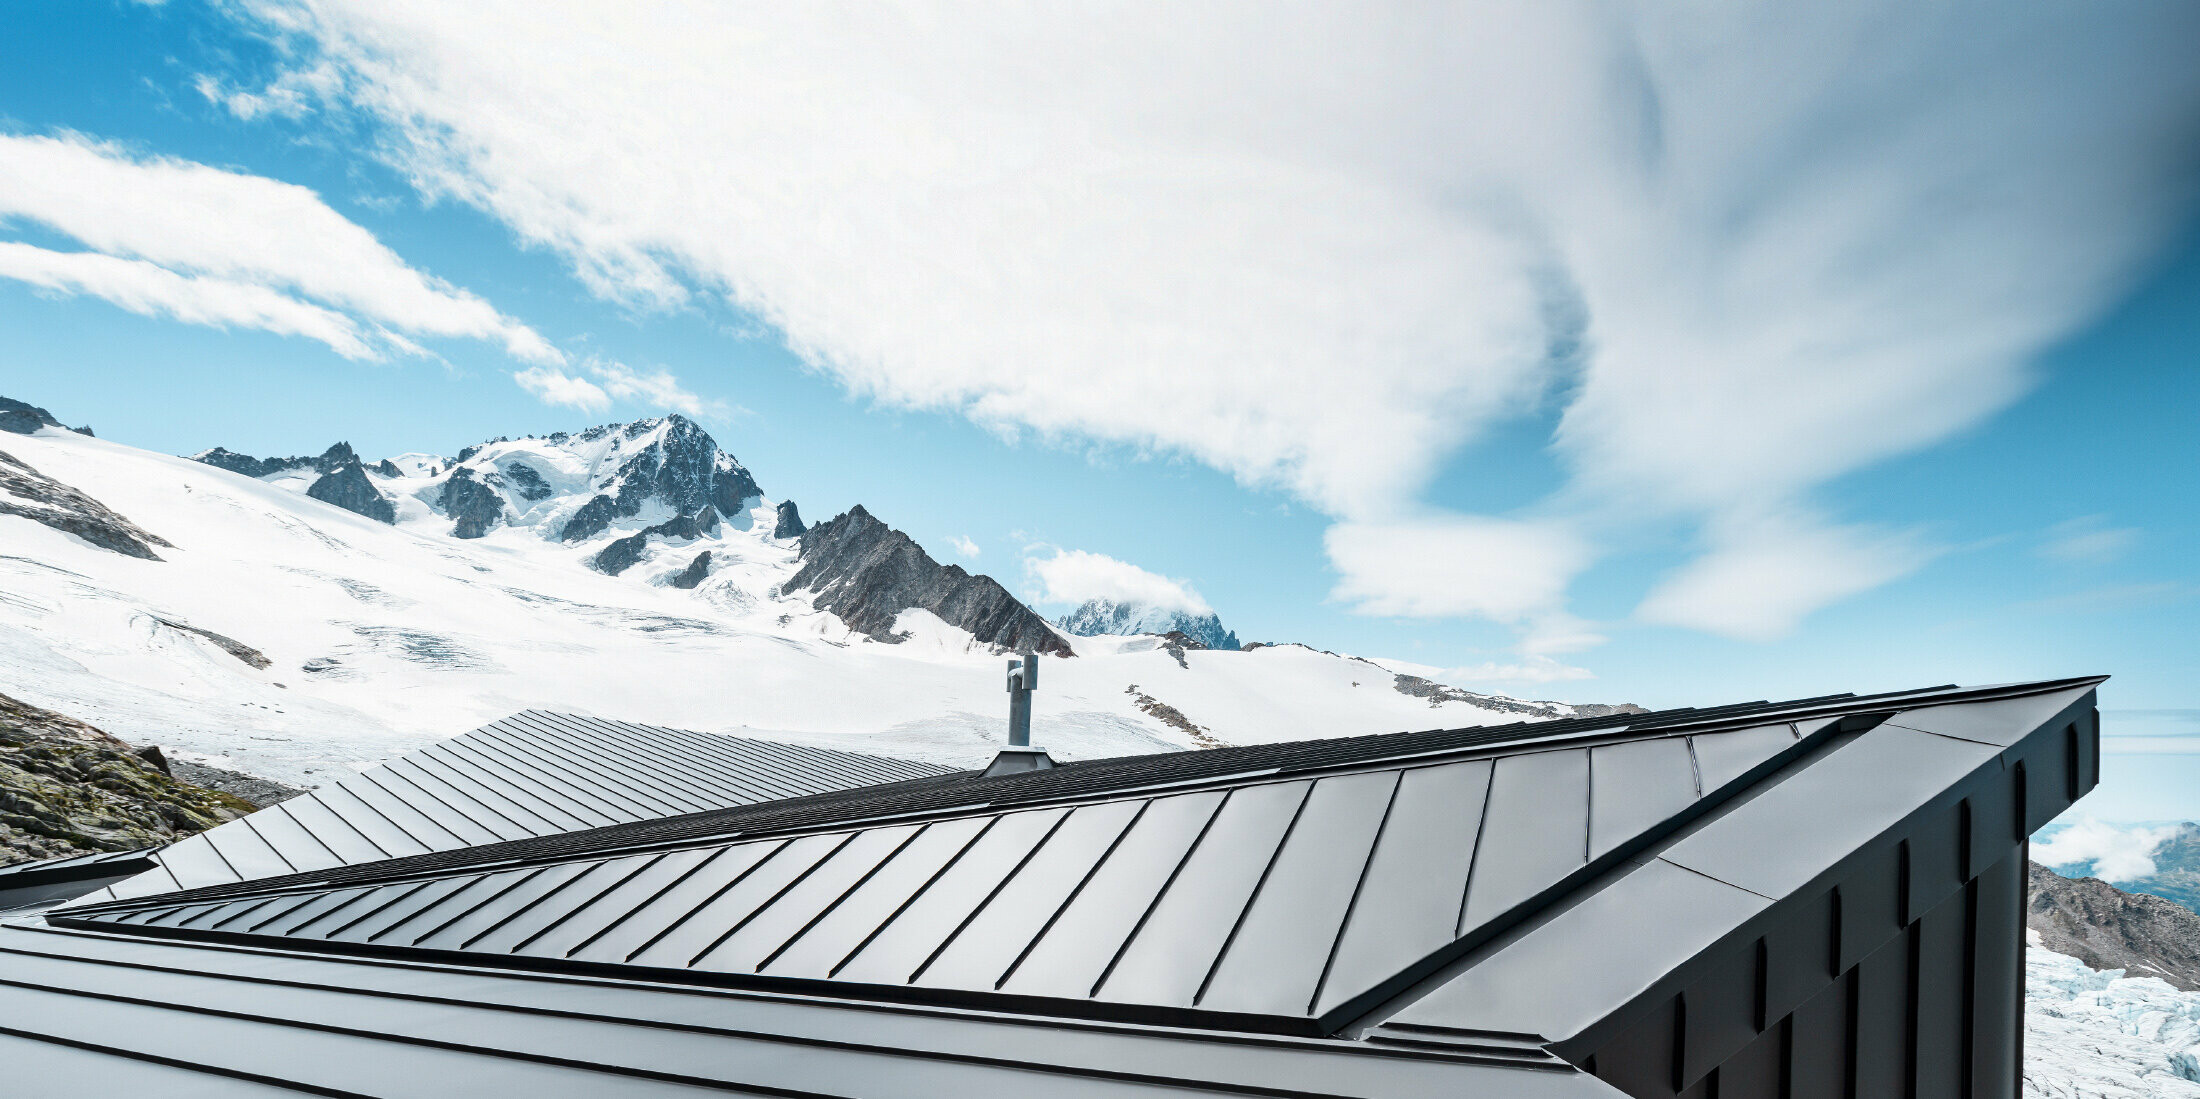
[2028,939,2200,1097]
[0,424,1579,786]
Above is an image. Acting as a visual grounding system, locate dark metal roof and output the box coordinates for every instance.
[0,919,1613,1097]
[79,711,952,906]
[12,675,2106,1095]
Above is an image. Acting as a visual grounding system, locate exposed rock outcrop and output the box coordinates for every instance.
[306,455,397,524]
[591,506,721,576]
[0,448,172,559]
[671,551,713,589]
[558,415,760,542]
[774,499,806,539]
[372,458,403,478]
[1,692,257,866]
[153,618,272,669]
[1391,672,1646,720]
[502,461,555,501]
[2030,862,2200,991]
[1126,684,1227,749]
[0,396,63,435]
[194,441,361,480]
[438,466,505,538]
[788,505,1072,655]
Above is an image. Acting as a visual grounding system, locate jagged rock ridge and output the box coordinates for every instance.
[2030,861,2200,991]
[592,507,720,576]
[556,416,760,542]
[307,452,397,525]
[1057,597,1240,651]
[773,500,805,539]
[0,448,172,559]
[789,505,1072,656]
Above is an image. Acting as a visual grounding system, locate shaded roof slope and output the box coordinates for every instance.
[78,712,952,907]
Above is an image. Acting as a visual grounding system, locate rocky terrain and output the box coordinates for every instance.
[2031,861,2200,990]
[0,691,257,866]
[0,447,172,559]
[788,506,1073,655]
[1058,597,1240,651]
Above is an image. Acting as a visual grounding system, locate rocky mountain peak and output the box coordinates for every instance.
[789,506,1072,656]
[1057,597,1240,651]
[774,499,806,539]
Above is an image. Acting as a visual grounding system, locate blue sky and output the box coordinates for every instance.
[4,2,2198,819]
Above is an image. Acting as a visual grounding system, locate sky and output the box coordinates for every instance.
[3,2,2198,821]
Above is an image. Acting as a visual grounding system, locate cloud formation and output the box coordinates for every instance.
[1025,549,1210,615]
[951,535,980,559]
[0,131,557,363]
[2034,818,2182,881]
[512,359,726,419]
[212,1,2200,647]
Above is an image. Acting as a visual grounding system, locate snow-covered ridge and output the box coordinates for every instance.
[1,404,1609,789]
[1057,597,1240,651]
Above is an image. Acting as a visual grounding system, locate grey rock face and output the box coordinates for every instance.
[194,441,360,480]
[590,507,721,576]
[788,505,1072,655]
[153,618,272,669]
[306,459,397,524]
[2030,862,2200,990]
[671,551,713,589]
[0,449,173,559]
[372,459,402,478]
[774,499,806,539]
[560,494,620,542]
[438,467,505,538]
[193,447,294,478]
[0,397,62,436]
[502,461,554,501]
[1056,598,1240,651]
[71,425,93,437]
[558,415,760,541]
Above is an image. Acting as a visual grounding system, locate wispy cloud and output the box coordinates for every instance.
[511,358,728,419]
[212,1,2200,653]
[1024,548,1209,614]
[2038,515,2141,565]
[0,130,559,364]
[2034,818,2182,879]
[951,535,980,559]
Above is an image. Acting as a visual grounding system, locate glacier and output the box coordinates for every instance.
[2028,939,2200,1098]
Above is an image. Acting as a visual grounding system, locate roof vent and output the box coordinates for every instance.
[983,653,1056,777]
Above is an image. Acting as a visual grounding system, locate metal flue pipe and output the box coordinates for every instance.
[1006,653,1038,747]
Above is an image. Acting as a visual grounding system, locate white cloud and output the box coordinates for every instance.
[1326,516,1590,624]
[1025,549,1210,615]
[581,359,730,420]
[2034,818,2182,881]
[0,130,559,364]
[2039,516,2141,566]
[212,1,2200,649]
[0,242,378,358]
[1635,512,1939,641]
[511,358,727,419]
[512,366,610,412]
[951,535,980,559]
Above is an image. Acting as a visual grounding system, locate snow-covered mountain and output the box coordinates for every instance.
[0,395,1605,789]
[1057,597,1240,651]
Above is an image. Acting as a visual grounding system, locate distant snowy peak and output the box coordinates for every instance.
[188,414,762,545]
[1057,598,1240,651]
